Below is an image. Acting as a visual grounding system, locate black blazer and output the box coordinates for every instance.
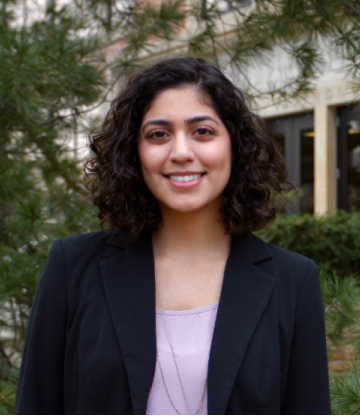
[15,231,331,414]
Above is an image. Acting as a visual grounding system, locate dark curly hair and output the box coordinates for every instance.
[85,57,292,240]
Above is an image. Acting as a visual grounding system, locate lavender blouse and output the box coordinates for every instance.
[146,303,219,415]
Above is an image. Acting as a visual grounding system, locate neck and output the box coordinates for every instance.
[153,205,230,257]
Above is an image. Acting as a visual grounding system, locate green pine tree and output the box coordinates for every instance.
[1,0,360,413]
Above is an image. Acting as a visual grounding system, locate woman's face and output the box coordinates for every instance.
[138,85,232,216]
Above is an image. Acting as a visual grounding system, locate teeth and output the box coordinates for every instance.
[168,174,202,182]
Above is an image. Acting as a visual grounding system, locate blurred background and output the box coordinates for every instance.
[1,0,360,413]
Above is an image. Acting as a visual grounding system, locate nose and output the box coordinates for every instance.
[169,134,195,163]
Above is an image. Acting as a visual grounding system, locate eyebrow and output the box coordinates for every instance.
[141,119,171,133]
[141,115,219,133]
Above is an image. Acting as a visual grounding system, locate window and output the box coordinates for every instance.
[337,105,360,211]
[267,113,314,214]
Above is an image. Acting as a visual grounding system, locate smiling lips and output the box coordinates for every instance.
[168,173,203,182]
[164,172,206,188]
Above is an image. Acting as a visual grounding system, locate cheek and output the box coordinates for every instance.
[221,138,232,169]
[201,141,232,172]
[138,143,166,178]
[138,143,153,173]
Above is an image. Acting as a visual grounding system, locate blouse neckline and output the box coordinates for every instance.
[155,302,219,316]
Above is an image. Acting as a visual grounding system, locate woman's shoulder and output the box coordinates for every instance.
[265,240,316,270]
[237,232,316,269]
[59,229,113,246]
[262,238,319,296]
[47,230,127,270]
[40,231,128,300]
[240,232,319,290]
[55,229,125,253]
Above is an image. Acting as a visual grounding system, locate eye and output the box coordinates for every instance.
[146,129,168,140]
[194,126,215,137]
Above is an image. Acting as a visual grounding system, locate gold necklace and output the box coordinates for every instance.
[156,286,208,415]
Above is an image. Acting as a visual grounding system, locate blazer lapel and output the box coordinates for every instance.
[100,233,156,415]
[208,233,276,415]
[100,231,275,415]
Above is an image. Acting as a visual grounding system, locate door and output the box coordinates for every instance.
[267,112,314,214]
[337,105,360,211]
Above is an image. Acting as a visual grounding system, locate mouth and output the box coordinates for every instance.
[165,173,205,183]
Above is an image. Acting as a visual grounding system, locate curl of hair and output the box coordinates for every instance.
[85,57,293,240]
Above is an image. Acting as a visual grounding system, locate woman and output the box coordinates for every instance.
[16,57,331,414]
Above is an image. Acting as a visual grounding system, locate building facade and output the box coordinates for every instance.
[104,1,360,216]
[251,41,360,215]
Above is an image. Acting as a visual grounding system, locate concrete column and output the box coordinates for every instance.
[314,105,337,215]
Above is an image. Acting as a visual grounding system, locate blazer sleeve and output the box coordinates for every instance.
[15,239,68,415]
[281,260,331,414]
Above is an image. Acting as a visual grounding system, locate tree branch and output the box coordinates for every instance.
[0,341,13,368]
[341,0,360,19]
[352,405,360,415]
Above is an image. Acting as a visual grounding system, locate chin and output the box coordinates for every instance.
[163,201,220,215]
[158,194,224,215]
[158,200,200,214]
[169,205,202,214]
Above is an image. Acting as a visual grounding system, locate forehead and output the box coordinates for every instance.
[142,85,219,122]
